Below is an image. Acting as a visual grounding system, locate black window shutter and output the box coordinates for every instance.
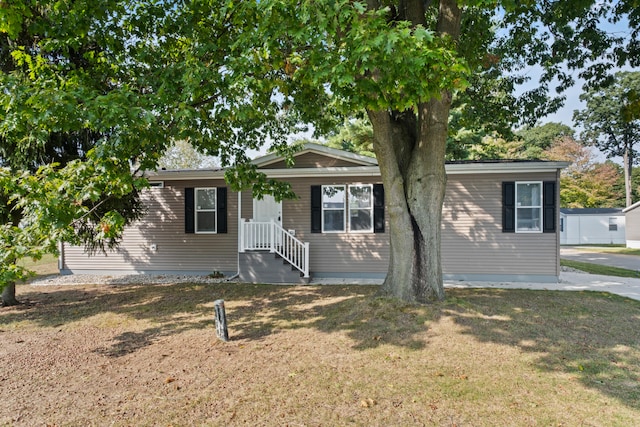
[217,187,227,234]
[185,187,195,234]
[373,183,385,233]
[502,182,515,233]
[311,186,322,233]
[543,181,556,233]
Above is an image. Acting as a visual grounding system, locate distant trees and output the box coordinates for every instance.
[158,140,218,170]
[542,137,624,208]
[324,119,375,158]
[574,72,640,207]
[515,123,575,159]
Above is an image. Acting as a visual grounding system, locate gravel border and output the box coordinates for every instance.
[28,265,583,287]
[28,273,233,286]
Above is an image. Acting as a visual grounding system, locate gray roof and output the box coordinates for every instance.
[561,208,624,215]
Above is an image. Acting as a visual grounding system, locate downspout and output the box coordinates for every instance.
[556,169,561,280]
[237,190,241,278]
[58,241,64,273]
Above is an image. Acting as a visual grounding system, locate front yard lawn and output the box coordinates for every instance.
[1,282,639,426]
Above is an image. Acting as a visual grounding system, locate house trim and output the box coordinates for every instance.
[146,161,569,181]
[623,201,640,213]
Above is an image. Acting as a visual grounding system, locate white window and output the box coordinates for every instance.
[322,184,374,233]
[516,182,542,233]
[609,217,618,231]
[195,188,217,233]
[322,185,346,232]
[349,184,373,233]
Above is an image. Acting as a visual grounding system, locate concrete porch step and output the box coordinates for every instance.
[238,251,310,284]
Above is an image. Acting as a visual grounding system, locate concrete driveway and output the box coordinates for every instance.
[560,246,640,271]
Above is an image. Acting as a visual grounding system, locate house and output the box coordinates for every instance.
[623,202,640,248]
[60,143,567,283]
[559,208,626,245]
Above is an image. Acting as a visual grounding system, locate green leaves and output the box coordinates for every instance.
[0,151,145,287]
[258,1,469,114]
[0,1,32,39]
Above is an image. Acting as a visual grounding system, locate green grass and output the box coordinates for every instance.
[17,253,59,277]
[564,244,640,256]
[561,259,640,278]
[583,247,640,256]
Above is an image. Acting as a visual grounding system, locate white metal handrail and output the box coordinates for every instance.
[240,219,310,278]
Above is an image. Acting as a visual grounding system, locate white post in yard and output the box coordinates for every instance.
[214,299,229,342]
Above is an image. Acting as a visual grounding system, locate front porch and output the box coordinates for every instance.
[238,220,310,284]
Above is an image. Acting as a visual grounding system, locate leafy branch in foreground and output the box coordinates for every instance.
[0,152,145,289]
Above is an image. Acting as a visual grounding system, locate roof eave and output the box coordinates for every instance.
[145,169,226,180]
[146,161,567,181]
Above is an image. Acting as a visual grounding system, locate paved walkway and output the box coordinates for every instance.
[560,246,640,271]
[311,271,640,302]
[446,272,640,302]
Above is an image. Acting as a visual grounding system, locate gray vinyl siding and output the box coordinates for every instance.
[240,171,559,277]
[262,152,369,169]
[625,206,640,241]
[62,167,561,280]
[62,179,239,274]
[442,171,559,277]
[242,176,389,274]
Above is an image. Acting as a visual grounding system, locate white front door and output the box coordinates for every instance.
[253,195,282,226]
[252,195,282,248]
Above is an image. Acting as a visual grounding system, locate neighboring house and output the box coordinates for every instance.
[559,208,626,245]
[60,143,567,283]
[623,201,640,248]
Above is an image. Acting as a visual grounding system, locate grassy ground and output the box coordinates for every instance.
[561,259,640,278]
[17,253,59,277]
[2,282,640,426]
[571,246,640,256]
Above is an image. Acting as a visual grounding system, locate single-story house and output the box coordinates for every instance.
[559,208,626,245]
[60,143,567,283]
[623,201,640,248]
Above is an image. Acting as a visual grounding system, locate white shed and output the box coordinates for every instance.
[623,201,640,248]
[560,208,626,245]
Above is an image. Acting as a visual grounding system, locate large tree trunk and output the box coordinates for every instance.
[369,97,452,303]
[1,282,19,306]
[366,0,461,303]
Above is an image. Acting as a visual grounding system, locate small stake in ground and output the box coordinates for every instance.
[214,299,229,342]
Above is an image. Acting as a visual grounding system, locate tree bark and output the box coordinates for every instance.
[1,282,19,306]
[367,0,461,303]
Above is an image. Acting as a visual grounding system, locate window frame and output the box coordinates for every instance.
[609,217,618,231]
[348,184,374,233]
[321,185,346,233]
[515,181,543,233]
[195,187,217,234]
